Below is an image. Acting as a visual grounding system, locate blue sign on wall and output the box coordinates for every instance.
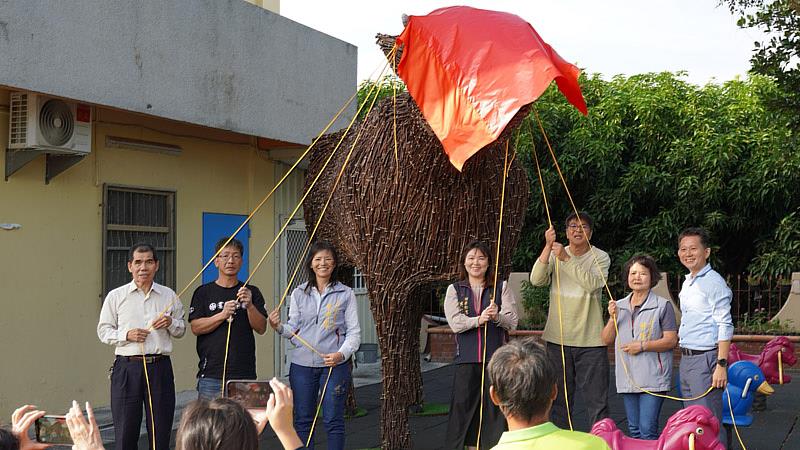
[202,213,250,284]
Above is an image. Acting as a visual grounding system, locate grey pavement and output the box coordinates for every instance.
[94,362,798,449]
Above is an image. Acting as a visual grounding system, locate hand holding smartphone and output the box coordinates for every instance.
[35,415,73,445]
[225,379,273,408]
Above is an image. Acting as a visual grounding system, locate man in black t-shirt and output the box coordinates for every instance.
[189,237,268,400]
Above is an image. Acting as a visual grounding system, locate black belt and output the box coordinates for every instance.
[120,354,168,363]
[680,347,717,356]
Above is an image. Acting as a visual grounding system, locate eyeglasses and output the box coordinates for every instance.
[567,224,591,230]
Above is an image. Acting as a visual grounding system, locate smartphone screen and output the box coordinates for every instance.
[35,415,72,445]
[225,380,272,408]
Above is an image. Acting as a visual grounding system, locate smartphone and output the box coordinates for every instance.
[35,415,73,445]
[225,379,272,408]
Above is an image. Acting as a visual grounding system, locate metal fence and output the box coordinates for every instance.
[664,273,792,329]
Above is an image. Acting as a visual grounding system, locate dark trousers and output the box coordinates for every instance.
[444,363,506,449]
[111,355,175,450]
[546,342,609,431]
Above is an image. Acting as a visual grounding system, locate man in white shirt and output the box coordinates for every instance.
[97,243,185,450]
[677,227,733,445]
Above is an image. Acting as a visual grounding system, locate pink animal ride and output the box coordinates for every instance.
[728,336,797,384]
[591,405,724,450]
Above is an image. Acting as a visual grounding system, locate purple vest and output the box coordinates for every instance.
[452,281,508,364]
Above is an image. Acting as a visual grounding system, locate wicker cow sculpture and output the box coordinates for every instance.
[302,89,529,448]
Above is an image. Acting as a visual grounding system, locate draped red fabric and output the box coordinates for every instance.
[396,6,587,171]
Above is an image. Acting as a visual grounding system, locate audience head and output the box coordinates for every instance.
[488,337,557,423]
[0,428,19,450]
[176,398,259,450]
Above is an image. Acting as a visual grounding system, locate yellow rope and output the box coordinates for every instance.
[532,109,714,403]
[273,48,394,311]
[220,318,234,396]
[213,53,394,403]
[475,140,511,449]
[139,342,157,450]
[245,53,393,293]
[306,366,335,448]
[554,259,574,431]
[609,312,713,401]
[529,130,572,429]
[531,139,552,229]
[726,385,747,450]
[145,85,360,329]
[268,47,395,444]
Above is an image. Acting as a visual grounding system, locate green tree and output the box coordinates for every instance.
[724,0,800,126]
[356,73,800,285]
[513,72,800,290]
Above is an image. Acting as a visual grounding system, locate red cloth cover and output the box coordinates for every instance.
[396,6,587,170]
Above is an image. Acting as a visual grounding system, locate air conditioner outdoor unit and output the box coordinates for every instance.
[8,92,92,154]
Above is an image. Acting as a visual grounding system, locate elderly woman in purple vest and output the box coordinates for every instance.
[601,255,678,440]
[443,240,519,449]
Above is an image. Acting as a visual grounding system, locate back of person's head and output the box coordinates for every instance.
[176,398,258,450]
[0,428,19,450]
[488,337,556,422]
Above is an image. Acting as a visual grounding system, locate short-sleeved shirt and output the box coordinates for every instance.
[492,422,610,450]
[189,281,267,379]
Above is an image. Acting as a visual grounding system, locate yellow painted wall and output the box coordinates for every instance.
[245,0,280,14]
[0,89,295,418]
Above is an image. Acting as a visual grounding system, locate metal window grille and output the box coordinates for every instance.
[285,228,308,292]
[353,268,368,293]
[102,185,176,296]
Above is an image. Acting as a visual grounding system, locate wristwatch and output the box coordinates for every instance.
[717,358,728,368]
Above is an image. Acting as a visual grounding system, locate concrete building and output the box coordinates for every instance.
[0,0,357,417]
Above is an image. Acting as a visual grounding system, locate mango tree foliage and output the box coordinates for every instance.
[357,73,800,283]
[513,73,800,283]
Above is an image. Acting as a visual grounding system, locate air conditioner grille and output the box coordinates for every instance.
[39,99,74,147]
[9,93,28,146]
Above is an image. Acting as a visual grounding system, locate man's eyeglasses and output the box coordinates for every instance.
[567,224,591,230]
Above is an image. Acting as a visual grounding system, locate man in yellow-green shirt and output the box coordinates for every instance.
[530,211,610,430]
[489,337,610,450]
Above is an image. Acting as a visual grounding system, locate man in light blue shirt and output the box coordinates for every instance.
[677,227,733,444]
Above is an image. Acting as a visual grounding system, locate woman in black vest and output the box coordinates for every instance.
[443,240,519,449]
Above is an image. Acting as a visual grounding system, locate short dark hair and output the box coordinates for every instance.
[215,237,244,255]
[457,240,495,289]
[176,398,259,450]
[128,243,158,262]
[622,254,662,289]
[303,241,340,293]
[488,337,556,422]
[678,227,710,248]
[565,211,594,230]
[0,427,19,450]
